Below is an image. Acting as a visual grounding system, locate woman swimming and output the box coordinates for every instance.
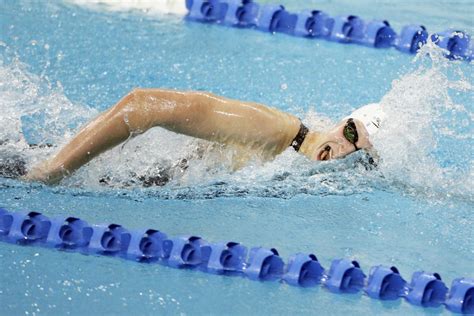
[24,89,384,184]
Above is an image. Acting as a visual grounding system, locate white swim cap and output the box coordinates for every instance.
[345,103,386,136]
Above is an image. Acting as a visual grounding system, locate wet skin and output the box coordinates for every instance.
[299,118,372,162]
[25,89,373,184]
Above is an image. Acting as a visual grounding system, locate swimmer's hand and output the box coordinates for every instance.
[22,161,66,185]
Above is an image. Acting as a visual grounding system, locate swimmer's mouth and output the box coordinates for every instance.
[317,145,332,161]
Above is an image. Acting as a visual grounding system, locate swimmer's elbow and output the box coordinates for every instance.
[114,89,144,112]
[115,88,214,131]
[107,89,154,133]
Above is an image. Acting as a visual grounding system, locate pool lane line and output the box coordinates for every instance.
[185,0,473,61]
[0,209,472,313]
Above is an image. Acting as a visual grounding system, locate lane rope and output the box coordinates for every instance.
[0,208,472,314]
[185,0,473,61]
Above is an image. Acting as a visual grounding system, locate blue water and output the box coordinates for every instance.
[0,1,473,315]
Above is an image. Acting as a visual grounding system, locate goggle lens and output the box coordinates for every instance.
[343,119,359,150]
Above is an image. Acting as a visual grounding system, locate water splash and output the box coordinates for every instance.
[65,0,188,16]
[373,39,473,201]
[0,47,98,167]
[0,43,472,202]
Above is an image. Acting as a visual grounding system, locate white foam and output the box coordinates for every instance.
[371,39,474,200]
[1,39,472,201]
[0,52,98,165]
[66,0,188,16]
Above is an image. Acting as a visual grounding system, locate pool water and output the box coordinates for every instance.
[0,0,473,315]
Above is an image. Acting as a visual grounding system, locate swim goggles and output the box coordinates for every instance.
[343,118,359,151]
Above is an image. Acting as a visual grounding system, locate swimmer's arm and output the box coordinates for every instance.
[154,90,302,150]
[26,89,300,184]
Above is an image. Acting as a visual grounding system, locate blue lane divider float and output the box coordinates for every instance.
[184,0,473,61]
[365,265,407,300]
[294,10,333,38]
[325,259,366,293]
[201,241,247,274]
[163,235,207,268]
[47,217,93,248]
[397,25,429,54]
[245,247,284,280]
[406,271,449,308]
[128,229,167,261]
[0,208,472,314]
[283,253,324,287]
[447,278,474,314]
[329,15,365,44]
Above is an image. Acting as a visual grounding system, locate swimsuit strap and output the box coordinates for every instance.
[291,122,309,152]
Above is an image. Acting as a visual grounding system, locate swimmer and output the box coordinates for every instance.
[23,89,384,184]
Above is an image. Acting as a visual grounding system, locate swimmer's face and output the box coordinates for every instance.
[312,118,372,161]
